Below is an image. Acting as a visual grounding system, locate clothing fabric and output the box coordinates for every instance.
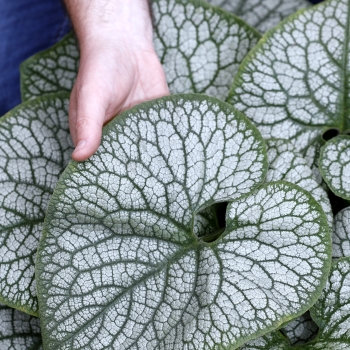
[0,0,71,116]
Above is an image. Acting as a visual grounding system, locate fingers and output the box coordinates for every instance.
[70,84,106,161]
[67,45,169,162]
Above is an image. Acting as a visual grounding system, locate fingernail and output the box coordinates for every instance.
[73,140,86,154]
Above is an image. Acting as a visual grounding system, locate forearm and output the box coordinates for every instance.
[63,0,153,49]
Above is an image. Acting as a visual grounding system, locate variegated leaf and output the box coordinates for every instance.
[0,93,73,315]
[36,95,330,349]
[303,258,350,349]
[240,331,289,350]
[243,258,350,349]
[319,136,350,200]
[229,0,350,174]
[206,0,310,33]
[152,0,260,99]
[332,207,350,258]
[265,139,333,228]
[20,34,79,101]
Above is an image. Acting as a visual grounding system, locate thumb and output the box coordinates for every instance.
[71,87,106,161]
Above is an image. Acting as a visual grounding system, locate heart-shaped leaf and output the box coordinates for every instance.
[0,93,73,315]
[265,139,333,228]
[36,95,331,349]
[319,136,350,200]
[332,207,350,259]
[205,0,310,32]
[229,0,350,171]
[0,303,42,349]
[21,0,260,101]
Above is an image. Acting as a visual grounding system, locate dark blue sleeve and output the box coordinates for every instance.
[0,0,71,115]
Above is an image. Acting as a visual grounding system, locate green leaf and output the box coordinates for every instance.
[332,207,350,258]
[36,94,331,349]
[0,303,42,349]
[205,0,310,33]
[0,93,73,315]
[21,0,260,101]
[319,136,350,200]
[229,0,350,172]
[265,139,333,228]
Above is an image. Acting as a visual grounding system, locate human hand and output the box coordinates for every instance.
[64,0,169,161]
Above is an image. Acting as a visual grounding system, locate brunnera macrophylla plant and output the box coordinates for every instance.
[35,94,331,349]
[0,0,348,349]
[228,0,350,346]
[241,257,350,350]
[0,94,73,317]
[0,96,332,349]
[229,0,350,194]
[205,0,311,33]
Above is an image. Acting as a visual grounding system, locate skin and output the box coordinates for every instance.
[64,0,169,161]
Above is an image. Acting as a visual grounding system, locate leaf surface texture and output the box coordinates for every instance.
[0,94,73,315]
[36,95,331,349]
[206,0,310,32]
[0,303,42,350]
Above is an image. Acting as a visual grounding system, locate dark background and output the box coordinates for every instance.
[309,0,323,3]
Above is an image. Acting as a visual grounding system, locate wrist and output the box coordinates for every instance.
[64,0,153,50]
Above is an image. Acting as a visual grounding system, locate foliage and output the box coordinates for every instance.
[1,0,350,349]
[205,0,310,33]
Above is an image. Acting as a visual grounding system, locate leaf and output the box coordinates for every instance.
[0,303,42,350]
[302,258,350,349]
[280,312,318,346]
[21,0,260,101]
[36,94,331,349]
[20,33,79,101]
[229,0,350,172]
[205,0,311,33]
[241,258,350,349]
[319,136,350,200]
[265,139,333,228]
[239,331,289,350]
[332,207,350,259]
[0,93,73,315]
[152,0,260,100]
